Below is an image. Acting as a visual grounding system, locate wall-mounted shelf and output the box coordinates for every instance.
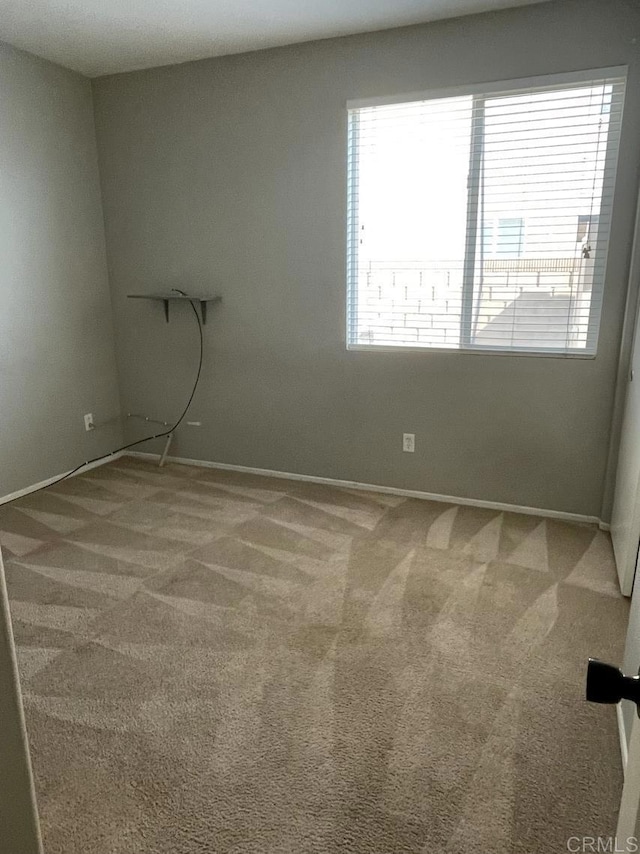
[127,293,221,324]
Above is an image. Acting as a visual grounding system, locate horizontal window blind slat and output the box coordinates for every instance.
[352,88,624,118]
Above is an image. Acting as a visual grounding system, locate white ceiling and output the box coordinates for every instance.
[0,0,549,78]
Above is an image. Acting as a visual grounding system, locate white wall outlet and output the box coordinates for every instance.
[186,421,202,427]
[84,413,95,431]
[403,433,415,453]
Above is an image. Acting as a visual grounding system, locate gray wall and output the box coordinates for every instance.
[0,42,121,499]
[92,0,640,518]
[0,549,42,854]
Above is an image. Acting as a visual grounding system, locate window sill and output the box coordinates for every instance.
[346,344,597,360]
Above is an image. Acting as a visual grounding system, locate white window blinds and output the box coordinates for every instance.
[346,71,626,354]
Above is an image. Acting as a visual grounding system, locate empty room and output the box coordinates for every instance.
[2,0,640,851]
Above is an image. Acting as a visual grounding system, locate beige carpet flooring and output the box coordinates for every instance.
[0,456,630,853]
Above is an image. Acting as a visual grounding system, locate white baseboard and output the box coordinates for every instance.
[618,703,629,775]
[0,453,124,507]
[127,451,602,526]
[1,446,606,527]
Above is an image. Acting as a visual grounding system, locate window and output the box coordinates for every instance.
[346,70,626,354]
[483,218,525,259]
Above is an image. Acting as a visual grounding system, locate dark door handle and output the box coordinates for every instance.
[587,658,640,714]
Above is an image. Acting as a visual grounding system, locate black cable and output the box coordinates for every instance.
[5,290,205,505]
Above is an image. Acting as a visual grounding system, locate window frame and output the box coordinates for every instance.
[345,66,627,359]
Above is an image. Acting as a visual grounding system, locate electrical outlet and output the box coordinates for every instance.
[403,433,415,453]
[84,413,95,432]
[186,421,202,427]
